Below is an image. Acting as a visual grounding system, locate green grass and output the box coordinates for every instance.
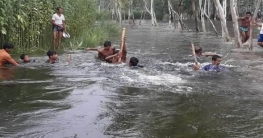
[63,22,120,50]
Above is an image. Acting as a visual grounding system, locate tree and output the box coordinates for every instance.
[230,0,242,48]
[143,0,158,26]
[192,0,199,31]
[213,0,231,41]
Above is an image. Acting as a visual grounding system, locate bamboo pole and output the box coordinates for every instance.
[67,54,71,62]
[191,42,198,65]
[118,28,126,62]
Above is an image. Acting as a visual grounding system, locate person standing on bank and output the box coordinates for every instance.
[52,7,66,50]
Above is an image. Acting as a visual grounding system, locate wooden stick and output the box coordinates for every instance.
[119,28,126,61]
[120,28,126,50]
[66,54,71,63]
[191,42,198,65]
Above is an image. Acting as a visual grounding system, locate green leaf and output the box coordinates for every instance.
[1,27,6,34]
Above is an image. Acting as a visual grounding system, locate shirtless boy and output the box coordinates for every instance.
[0,42,19,67]
[238,12,252,43]
[87,41,115,61]
[105,37,141,67]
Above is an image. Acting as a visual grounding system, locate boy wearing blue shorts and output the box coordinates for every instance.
[254,21,263,47]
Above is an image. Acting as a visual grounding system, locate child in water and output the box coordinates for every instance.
[194,46,217,57]
[46,50,59,64]
[20,54,35,63]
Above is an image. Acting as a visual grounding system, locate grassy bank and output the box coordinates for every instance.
[0,0,120,54]
[63,22,120,50]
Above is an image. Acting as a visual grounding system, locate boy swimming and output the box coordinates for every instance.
[20,54,35,63]
[46,50,59,64]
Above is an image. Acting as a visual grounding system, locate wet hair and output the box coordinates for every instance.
[195,46,202,53]
[3,42,14,49]
[56,7,62,11]
[20,54,27,60]
[104,41,111,47]
[47,50,57,58]
[212,55,221,61]
[246,12,252,15]
[129,57,139,66]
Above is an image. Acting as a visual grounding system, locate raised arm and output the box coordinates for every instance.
[105,53,118,60]
[254,21,262,27]
[86,48,99,51]
[237,16,245,20]
[202,52,216,57]
[6,55,19,66]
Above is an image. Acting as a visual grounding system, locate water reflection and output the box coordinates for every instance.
[0,68,15,80]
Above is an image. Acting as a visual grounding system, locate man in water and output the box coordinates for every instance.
[238,12,252,44]
[46,50,59,64]
[20,54,35,63]
[105,37,142,67]
[0,42,19,67]
[193,55,225,72]
[52,7,66,50]
[87,41,115,61]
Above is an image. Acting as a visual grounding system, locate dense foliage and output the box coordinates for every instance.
[0,0,119,53]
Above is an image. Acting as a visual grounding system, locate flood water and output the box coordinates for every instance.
[1,20,263,138]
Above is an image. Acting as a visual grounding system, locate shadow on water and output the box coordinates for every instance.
[1,20,263,138]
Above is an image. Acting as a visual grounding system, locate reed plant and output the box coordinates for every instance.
[0,0,119,53]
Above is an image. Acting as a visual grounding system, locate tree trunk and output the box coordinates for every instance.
[168,0,172,27]
[213,0,231,41]
[115,0,119,23]
[199,0,206,32]
[98,0,101,14]
[204,0,207,18]
[125,10,127,23]
[139,10,145,25]
[222,0,226,37]
[128,0,135,24]
[208,0,211,18]
[230,0,242,48]
[214,3,218,20]
[143,0,158,26]
[168,0,187,30]
[234,0,238,16]
[117,2,122,24]
[192,0,199,31]
[150,0,155,26]
[202,6,218,36]
[249,0,261,50]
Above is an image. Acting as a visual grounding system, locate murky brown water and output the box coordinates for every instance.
[1,20,263,138]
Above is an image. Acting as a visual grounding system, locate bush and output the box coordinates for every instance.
[0,0,114,53]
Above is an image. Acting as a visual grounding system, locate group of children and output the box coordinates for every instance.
[0,38,224,72]
[0,42,59,67]
[86,37,142,67]
[0,38,140,68]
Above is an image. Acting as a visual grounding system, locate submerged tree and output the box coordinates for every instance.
[230,0,242,48]
[213,0,231,41]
